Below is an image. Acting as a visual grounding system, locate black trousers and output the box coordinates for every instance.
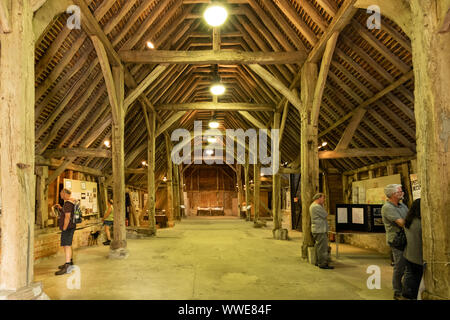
[402,258,423,299]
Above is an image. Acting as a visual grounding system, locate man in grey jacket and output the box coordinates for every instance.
[310,193,334,269]
[381,184,408,300]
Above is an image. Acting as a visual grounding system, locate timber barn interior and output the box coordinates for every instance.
[0,0,449,301]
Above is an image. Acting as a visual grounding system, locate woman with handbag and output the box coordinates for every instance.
[402,199,424,299]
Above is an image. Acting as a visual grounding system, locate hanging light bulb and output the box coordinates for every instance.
[209,116,220,129]
[142,160,148,167]
[210,83,225,95]
[204,4,228,27]
[207,136,217,144]
[163,177,167,182]
[205,149,214,156]
[322,141,328,147]
[104,140,111,148]
[146,41,155,49]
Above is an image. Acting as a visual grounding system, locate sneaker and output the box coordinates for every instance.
[103,240,111,246]
[58,261,73,269]
[319,265,335,269]
[55,263,70,275]
[393,292,402,300]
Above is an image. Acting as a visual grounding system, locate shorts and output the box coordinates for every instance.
[103,220,113,227]
[61,228,76,246]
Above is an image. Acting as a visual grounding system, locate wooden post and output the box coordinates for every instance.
[98,177,108,217]
[165,135,174,222]
[35,166,49,228]
[237,164,243,216]
[244,161,250,221]
[400,162,413,207]
[147,111,157,233]
[0,0,42,297]
[179,166,185,218]
[342,174,349,204]
[410,0,450,299]
[300,62,319,260]
[272,112,282,231]
[253,163,261,222]
[110,66,128,257]
[173,163,180,220]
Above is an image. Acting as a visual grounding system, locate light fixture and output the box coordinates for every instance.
[104,140,111,148]
[210,83,225,95]
[204,4,228,27]
[163,177,167,182]
[205,149,214,156]
[318,141,328,149]
[207,136,217,144]
[146,41,155,49]
[209,116,220,129]
[260,172,264,176]
[142,160,148,166]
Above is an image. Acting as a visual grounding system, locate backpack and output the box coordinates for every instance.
[72,200,83,225]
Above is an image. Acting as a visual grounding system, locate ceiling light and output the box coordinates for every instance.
[205,149,214,156]
[146,41,155,49]
[207,137,217,144]
[163,177,167,182]
[142,161,148,167]
[210,83,225,95]
[104,140,111,148]
[204,5,228,27]
[322,141,328,147]
[209,117,220,129]
[260,172,264,176]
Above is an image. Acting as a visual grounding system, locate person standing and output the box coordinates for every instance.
[402,198,423,299]
[310,193,334,269]
[381,184,409,299]
[55,188,77,275]
[103,199,114,245]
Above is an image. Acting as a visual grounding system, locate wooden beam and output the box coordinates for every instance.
[124,64,168,111]
[311,32,339,127]
[156,102,274,112]
[308,0,357,63]
[0,0,11,33]
[74,0,121,66]
[35,156,104,176]
[319,148,415,159]
[249,64,302,112]
[31,0,48,12]
[319,70,415,138]
[42,148,112,159]
[91,35,122,124]
[119,49,307,65]
[335,108,366,150]
[46,159,74,186]
[238,111,272,138]
[156,111,187,137]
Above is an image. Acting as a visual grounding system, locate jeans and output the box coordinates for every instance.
[390,246,407,295]
[313,232,329,267]
[402,259,423,299]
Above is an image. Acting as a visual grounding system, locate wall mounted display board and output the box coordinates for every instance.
[335,204,384,232]
[63,179,99,217]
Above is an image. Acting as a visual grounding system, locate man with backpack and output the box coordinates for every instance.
[54,188,78,275]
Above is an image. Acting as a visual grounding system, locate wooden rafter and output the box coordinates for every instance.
[156,103,274,112]
[119,49,307,65]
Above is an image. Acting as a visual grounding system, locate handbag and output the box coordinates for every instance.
[391,228,407,250]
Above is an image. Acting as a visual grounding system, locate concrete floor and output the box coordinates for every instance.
[34,217,395,300]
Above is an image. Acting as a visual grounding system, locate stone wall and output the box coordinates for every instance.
[339,233,390,255]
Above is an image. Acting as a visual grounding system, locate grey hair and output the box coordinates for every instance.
[312,193,325,202]
[384,184,402,198]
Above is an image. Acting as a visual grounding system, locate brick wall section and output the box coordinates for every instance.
[0,222,103,264]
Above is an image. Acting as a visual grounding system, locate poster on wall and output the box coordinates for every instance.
[366,188,387,204]
[352,207,364,224]
[337,207,348,223]
[410,174,421,200]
